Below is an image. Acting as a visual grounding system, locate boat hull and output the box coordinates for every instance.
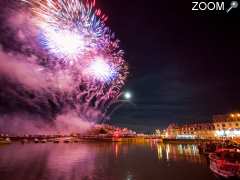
[209,152,240,179]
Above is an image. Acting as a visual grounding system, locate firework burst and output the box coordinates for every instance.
[86,56,118,82]
[13,0,129,122]
[21,0,111,63]
[21,0,128,83]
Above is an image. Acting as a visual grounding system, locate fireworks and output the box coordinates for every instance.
[22,0,111,64]
[21,0,127,80]
[86,57,117,82]
[20,0,127,84]
[8,0,129,123]
[41,27,86,61]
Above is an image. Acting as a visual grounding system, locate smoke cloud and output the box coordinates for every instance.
[0,51,50,90]
[0,112,93,135]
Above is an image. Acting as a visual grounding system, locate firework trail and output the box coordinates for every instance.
[0,0,128,133]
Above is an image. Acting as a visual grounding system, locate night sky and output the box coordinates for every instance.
[99,0,240,131]
[0,0,240,132]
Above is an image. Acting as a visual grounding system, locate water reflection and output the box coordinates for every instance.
[156,143,205,164]
[114,143,119,158]
[0,143,112,180]
[0,142,214,180]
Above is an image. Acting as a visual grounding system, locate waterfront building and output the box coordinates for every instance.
[213,113,240,138]
[163,113,240,139]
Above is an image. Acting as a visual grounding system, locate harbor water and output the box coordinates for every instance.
[0,142,217,180]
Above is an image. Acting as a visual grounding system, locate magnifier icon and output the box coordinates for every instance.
[226,1,238,13]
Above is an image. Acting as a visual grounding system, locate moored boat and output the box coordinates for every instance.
[63,139,71,143]
[0,138,11,145]
[209,148,240,178]
[41,139,47,143]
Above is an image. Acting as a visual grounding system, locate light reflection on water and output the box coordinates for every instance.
[156,143,204,164]
[0,142,216,180]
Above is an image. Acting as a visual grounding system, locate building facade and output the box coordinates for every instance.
[164,113,240,139]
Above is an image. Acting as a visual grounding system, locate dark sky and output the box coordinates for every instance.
[99,0,240,131]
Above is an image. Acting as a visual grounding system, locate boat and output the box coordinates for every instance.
[41,139,47,143]
[0,138,11,145]
[209,148,240,178]
[63,139,71,143]
[34,138,39,143]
